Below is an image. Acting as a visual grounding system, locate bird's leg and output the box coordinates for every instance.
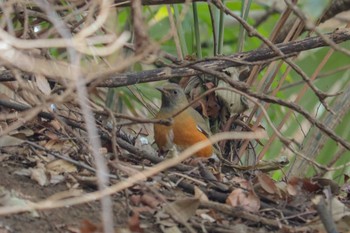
[164,145,179,159]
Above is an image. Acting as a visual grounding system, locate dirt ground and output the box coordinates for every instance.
[0,142,349,233]
[0,162,131,233]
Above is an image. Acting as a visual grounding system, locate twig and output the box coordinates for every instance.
[312,196,339,233]
[98,28,350,87]
[269,64,350,93]
[0,131,265,216]
[185,66,350,151]
[210,0,336,112]
[318,0,350,24]
[34,1,115,232]
[26,141,117,179]
[114,0,205,6]
[200,200,294,230]
[285,0,350,57]
[0,30,349,84]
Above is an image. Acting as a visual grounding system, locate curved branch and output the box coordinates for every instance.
[97,28,350,87]
[114,0,205,6]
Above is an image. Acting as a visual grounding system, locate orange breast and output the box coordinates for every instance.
[153,123,172,151]
[154,111,213,157]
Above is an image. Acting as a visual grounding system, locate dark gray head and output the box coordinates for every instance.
[157,83,189,112]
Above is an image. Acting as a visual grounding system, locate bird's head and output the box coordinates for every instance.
[157,83,189,113]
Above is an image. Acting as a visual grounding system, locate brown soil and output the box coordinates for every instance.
[0,163,129,233]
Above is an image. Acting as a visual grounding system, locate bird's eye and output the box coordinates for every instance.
[173,90,178,95]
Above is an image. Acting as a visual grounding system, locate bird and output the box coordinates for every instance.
[153,83,213,158]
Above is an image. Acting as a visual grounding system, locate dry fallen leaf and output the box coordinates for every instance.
[230,177,250,189]
[163,198,200,222]
[49,119,63,131]
[140,193,161,208]
[256,172,281,197]
[194,186,209,202]
[35,74,51,95]
[0,135,24,147]
[309,196,350,232]
[130,195,142,206]
[329,196,350,222]
[128,211,143,233]
[46,159,77,174]
[196,209,216,223]
[30,167,48,186]
[287,177,321,195]
[226,188,260,212]
[216,76,248,116]
[0,185,39,217]
[79,220,101,233]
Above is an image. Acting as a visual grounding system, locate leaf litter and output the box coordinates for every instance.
[0,97,349,233]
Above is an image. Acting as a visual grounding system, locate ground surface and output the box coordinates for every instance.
[0,138,349,233]
[0,164,108,233]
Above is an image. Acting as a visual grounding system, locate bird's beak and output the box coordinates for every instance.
[156,87,167,95]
